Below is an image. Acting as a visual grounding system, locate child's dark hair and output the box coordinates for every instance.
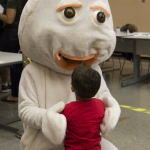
[71,64,101,99]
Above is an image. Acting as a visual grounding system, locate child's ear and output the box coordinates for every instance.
[71,85,76,92]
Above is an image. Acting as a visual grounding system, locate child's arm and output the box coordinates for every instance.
[19,66,66,145]
[92,65,121,135]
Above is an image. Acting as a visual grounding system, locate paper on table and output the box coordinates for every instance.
[133,32,150,36]
[0,4,4,14]
[0,61,5,64]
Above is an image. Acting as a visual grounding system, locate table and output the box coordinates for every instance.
[115,32,150,86]
[0,52,22,133]
[0,52,22,67]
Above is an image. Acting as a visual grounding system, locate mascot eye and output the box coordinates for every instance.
[60,7,78,22]
[92,10,106,25]
[64,7,75,18]
[97,12,105,23]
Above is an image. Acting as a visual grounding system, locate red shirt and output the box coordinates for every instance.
[62,98,105,150]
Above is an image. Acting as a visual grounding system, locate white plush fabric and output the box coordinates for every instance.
[19,62,120,149]
[19,0,116,75]
[18,0,121,149]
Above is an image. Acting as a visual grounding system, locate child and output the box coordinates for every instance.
[62,63,105,150]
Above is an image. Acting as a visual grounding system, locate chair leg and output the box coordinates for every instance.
[120,59,143,78]
[101,56,121,73]
[119,56,121,70]
[147,60,150,75]
[101,57,114,70]
[120,53,136,77]
[101,62,104,69]
[140,59,142,72]
[120,57,126,76]
[112,56,114,71]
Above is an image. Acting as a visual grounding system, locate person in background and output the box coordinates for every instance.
[0,0,11,93]
[0,0,27,101]
[0,67,11,92]
[62,64,105,150]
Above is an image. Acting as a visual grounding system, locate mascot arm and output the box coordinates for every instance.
[93,66,121,135]
[42,102,67,145]
[19,67,66,145]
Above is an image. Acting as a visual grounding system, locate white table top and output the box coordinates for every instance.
[116,32,150,40]
[0,52,22,67]
[122,35,150,40]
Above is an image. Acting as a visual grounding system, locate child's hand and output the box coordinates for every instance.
[42,102,67,145]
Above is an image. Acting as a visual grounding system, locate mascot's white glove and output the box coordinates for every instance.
[93,65,121,135]
[100,95,121,135]
[42,102,66,145]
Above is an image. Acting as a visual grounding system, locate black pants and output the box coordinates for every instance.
[2,27,23,97]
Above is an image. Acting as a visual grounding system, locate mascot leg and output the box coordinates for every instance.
[101,138,118,150]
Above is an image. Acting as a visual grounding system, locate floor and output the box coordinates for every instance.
[0,77,23,150]
[0,57,150,150]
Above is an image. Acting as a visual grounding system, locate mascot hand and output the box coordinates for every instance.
[100,95,121,135]
[42,102,66,145]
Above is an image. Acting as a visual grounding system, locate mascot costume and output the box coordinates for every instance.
[18,0,121,149]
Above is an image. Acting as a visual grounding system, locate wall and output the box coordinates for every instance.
[109,0,150,32]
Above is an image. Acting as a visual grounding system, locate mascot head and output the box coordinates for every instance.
[19,0,116,75]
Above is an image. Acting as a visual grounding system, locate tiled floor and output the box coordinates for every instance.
[0,78,23,150]
[101,57,150,150]
[0,57,150,150]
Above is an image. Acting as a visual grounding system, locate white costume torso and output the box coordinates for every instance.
[19,62,71,150]
[19,62,119,150]
[18,0,121,149]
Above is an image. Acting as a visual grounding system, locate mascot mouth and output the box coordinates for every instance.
[56,49,99,71]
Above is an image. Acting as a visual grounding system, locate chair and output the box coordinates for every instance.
[101,58,114,72]
[120,24,141,77]
[101,55,121,74]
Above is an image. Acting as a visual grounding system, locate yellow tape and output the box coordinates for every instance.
[120,105,150,114]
